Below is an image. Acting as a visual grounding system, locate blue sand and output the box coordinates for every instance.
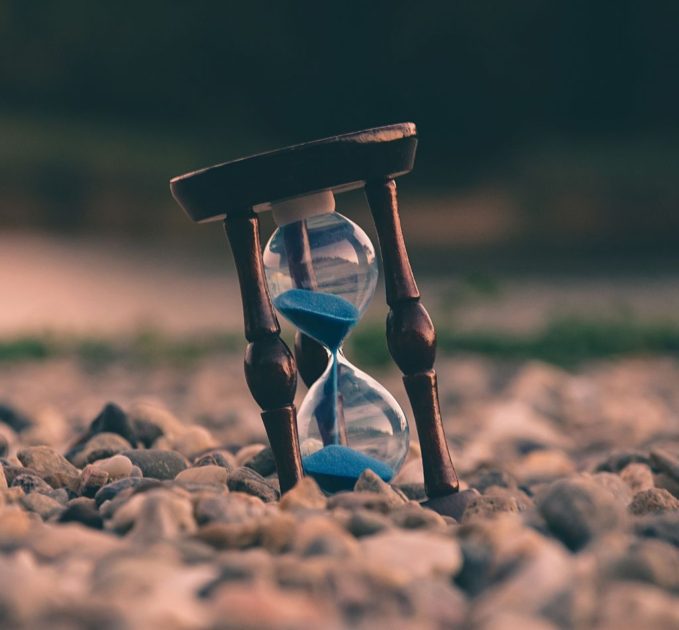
[274,289,359,446]
[303,444,394,492]
[273,289,359,352]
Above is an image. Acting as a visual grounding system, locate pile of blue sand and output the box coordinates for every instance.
[273,288,359,352]
[303,444,394,492]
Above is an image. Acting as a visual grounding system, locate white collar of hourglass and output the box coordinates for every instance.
[254,190,336,226]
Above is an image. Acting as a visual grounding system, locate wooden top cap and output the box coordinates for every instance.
[170,122,418,223]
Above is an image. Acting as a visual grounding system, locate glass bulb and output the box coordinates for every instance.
[263,206,409,492]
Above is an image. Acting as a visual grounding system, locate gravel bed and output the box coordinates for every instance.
[1,356,678,629]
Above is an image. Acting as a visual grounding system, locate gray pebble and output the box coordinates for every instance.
[227,467,279,503]
[243,446,276,477]
[537,478,626,551]
[122,449,188,480]
[59,498,104,529]
[94,477,145,507]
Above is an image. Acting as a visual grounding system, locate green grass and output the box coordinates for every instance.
[4,318,679,369]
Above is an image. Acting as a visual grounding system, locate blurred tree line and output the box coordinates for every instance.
[0,1,678,263]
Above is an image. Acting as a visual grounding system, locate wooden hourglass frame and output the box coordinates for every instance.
[171,123,464,510]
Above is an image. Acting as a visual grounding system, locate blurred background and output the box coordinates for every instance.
[2,0,679,363]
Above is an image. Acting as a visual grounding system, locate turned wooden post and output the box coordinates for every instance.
[365,178,459,498]
[223,210,304,493]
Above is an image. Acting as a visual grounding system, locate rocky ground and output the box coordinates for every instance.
[1,355,678,629]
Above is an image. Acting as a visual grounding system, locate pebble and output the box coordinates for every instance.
[620,462,655,493]
[595,449,650,473]
[11,471,53,495]
[94,476,145,507]
[88,402,138,446]
[293,515,359,558]
[235,443,267,466]
[511,449,576,485]
[79,464,110,497]
[243,445,277,477]
[361,530,462,580]
[227,467,279,502]
[339,508,392,537]
[20,492,63,519]
[122,449,188,480]
[176,464,228,486]
[466,467,519,493]
[589,471,634,504]
[608,539,679,591]
[279,477,327,512]
[354,469,408,507]
[635,511,679,547]
[58,499,104,529]
[390,502,447,530]
[462,493,522,522]
[0,403,33,432]
[194,492,267,525]
[394,482,427,501]
[0,505,31,543]
[73,432,132,468]
[17,446,80,492]
[649,448,679,482]
[93,454,134,479]
[127,401,184,441]
[537,478,626,551]
[194,449,236,472]
[195,521,260,550]
[597,582,679,628]
[628,488,679,515]
[172,425,218,460]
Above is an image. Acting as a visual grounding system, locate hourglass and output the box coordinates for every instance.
[171,123,469,515]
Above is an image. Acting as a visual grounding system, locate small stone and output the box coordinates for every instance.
[93,454,133,479]
[89,402,138,446]
[512,449,576,485]
[175,465,228,486]
[650,448,679,482]
[94,477,145,507]
[259,511,297,553]
[0,403,32,432]
[127,490,196,544]
[11,472,53,495]
[635,511,679,547]
[589,472,633,504]
[597,582,679,628]
[610,539,679,591]
[243,445,276,477]
[79,464,110,497]
[235,443,267,466]
[17,446,80,492]
[394,482,427,501]
[390,502,447,530]
[466,467,518,493]
[194,492,267,525]
[327,491,394,514]
[122,449,188,480]
[59,499,104,529]
[133,418,164,448]
[462,494,522,522]
[128,401,185,441]
[628,488,679,515]
[227,467,279,502]
[0,433,8,458]
[361,530,462,580]
[0,465,6,490]
[0,505,31,543]
[20,492,63,519]
[620,462,655,494]
[339,508,392,537]
[537,478,626,551]
[293,515,359,558]
[654,472,679,497]
[279,477,327,512]
[354,469,408,507]
[194,449,236,472]
[595,449,650,473]
[74,432,132,467]
[173,425,218,460]
[423,489,480,521]
[195,521,260,550]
